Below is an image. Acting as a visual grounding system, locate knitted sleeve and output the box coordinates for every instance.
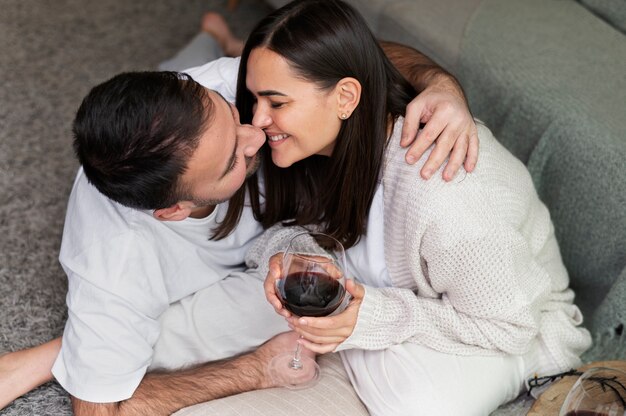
[244,224,326,279]
[337,175,554,356]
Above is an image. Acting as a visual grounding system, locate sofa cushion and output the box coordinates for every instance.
[579,0,626,34]
[173,353,369,415]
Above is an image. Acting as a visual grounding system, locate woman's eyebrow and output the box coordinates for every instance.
[258,90,287,97]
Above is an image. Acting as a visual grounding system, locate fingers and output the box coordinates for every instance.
[401,82,480,178]
[319,260,345,280]
[464,129,479,173]
[289,254,344,279]
[256,331,304,367]
[264,254,291,318]
[288,315,348,333]
[289,324,347,345]
[405,115,446,169]
[287,314,350,340]
[289,319,348,352]
[442,132,469,181]
[413,118,477,181]
[417,98,471,175]
[297,338,338,354]
[286,306,359,341]
[345,279,365,300]
[283,280,364,353]
[400,98,429,149]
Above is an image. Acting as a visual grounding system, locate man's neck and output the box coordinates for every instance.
[189,205,216,219]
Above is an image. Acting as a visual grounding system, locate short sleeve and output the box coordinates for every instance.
[52,274,162,403]
[53,222,169,403]
[185,56,240,103]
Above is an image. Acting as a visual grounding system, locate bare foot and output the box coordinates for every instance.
[201,12,244,57]
[0,338,61,410]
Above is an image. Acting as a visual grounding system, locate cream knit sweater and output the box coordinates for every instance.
[246,119,591,372]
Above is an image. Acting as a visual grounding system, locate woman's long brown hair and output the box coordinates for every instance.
[213,0,415,248]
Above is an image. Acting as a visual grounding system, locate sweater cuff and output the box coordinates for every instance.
[336,285,388,351]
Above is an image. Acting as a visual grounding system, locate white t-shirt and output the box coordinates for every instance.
[185,56,240,100]
[52,57,259,403]
[345,185,392,288]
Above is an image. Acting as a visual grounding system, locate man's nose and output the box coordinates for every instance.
[241,125,265,157]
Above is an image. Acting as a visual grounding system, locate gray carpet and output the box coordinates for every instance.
[0,0,270,414]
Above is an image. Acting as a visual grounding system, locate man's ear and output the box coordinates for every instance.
[153,201,195,221]
[336,77,362,118]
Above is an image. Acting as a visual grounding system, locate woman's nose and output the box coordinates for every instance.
[251,104,271,129]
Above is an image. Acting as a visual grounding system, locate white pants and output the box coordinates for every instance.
[341,343,528,416]
[150,271,289,371]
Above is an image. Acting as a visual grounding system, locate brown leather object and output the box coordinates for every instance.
[528,360,626,415]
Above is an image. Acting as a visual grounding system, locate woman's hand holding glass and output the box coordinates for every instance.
[264,231,355,388]
[265,254,365,354]
[286,278,365,354]
[265,254,292,318]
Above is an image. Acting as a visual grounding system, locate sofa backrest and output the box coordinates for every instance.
[579,0,626,34]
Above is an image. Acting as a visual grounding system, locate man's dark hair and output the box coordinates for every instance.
[73,71,211,210]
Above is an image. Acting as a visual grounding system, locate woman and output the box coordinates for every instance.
[232,1,592,414]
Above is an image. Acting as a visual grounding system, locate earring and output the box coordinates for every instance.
[340,113,348,120]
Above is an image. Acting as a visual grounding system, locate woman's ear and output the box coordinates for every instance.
[336,77,361,120]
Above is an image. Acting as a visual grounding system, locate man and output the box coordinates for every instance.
[0,13,478,415]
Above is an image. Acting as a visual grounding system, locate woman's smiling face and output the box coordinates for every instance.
[245,47,343,168]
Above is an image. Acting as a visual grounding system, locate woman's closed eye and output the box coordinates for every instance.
[270,101,286,109]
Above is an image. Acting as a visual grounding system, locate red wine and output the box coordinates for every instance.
[280,271,345,317]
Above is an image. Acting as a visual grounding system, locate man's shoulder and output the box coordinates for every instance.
[67,168,150,231]
[59,174,168,307]
[60,169,157,263]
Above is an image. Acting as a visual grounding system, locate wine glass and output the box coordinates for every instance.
[268,231,348,389]
[559,367,626,416]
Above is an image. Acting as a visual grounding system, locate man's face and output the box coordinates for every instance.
[180,90,265,206]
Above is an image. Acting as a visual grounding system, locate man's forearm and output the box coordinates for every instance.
[72,352,266,416]
[71,332,300,416]
[380,40,466,99]
[123,353,265,415]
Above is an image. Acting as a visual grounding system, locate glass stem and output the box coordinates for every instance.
[290,338,303,370]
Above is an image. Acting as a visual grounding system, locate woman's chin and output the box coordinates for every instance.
[271,154,294,168]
